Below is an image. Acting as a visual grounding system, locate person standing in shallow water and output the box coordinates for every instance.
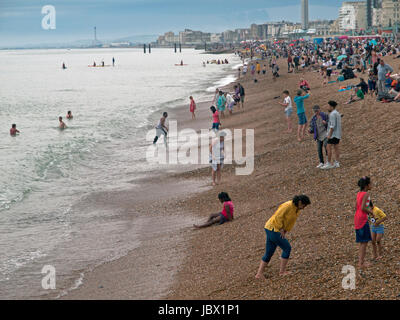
[10,124,20,136]
[189,96,196,120]
[255,195,311,278]
[59,116,67,129]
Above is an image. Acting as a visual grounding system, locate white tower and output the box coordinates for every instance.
[301,0,309,30]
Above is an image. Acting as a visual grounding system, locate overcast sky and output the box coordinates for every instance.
[0,0,350,46]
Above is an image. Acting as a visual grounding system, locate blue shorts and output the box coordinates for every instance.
[355,222,372,243]
[285,107,293,117]
[219,213,228,225]
[297,112,307,125]
[212,122,220,130]
[368,80,376,91]
[371,224,384,234]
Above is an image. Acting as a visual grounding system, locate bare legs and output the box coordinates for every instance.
[212,165,221,186]
[286,116,293,133]
[255,258,291,279]
[297,124,306,141]
[358,242,370,268]
[193,213,221,229]
[371,233,384,260]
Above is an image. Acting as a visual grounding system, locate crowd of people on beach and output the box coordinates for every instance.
[11,35,399,285]
[182,36,399,278]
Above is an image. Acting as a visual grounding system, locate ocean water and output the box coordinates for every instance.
[0,48,240,299]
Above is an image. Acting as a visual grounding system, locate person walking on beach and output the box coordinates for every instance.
[193,192,234,228]
[293,90,310,142]
[217,91,226,118]
[153,112,168,147]
[112,57,115,67]
[209,131,226,186]
[255,195,311,279]
[354,176,374,269]
[210,106,220,131]
[377,59,393,94]
[10,124,20,136]
[225,92,235,115]
[309,105,329,168]
[321,101,341,169]
[189,96,196,120]
[369,201,387,261]
[59,116,67,129]
[213,88,220,105]
[278,90,293,133]
[256,62,261,74]
[238,83,245,110]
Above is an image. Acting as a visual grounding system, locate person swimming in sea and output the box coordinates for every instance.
[180,60,183,66]
[66,111,73,119]
[59,116,67,129]
[62,62,66,69]
[10,124,20,136]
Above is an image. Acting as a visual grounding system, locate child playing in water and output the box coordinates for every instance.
[59,116,67,129]
[369,201,387,261]
[10,124,20,136]
[189,96,196,120]
[354,176,374,269]
[193,192,234,228]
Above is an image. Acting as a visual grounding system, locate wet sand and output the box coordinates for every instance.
[64,55,400,300]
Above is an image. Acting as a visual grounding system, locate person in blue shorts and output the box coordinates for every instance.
[293,89,310,142]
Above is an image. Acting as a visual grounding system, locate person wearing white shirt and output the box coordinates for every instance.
[278,90,293,133]
[225,92,235,115]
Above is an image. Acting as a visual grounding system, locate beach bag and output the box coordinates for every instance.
[338,75,345,82]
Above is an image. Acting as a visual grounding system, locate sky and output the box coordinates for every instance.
[0,0,350,47]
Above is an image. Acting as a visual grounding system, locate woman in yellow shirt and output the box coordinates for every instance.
[369,201,387,260]
[255,195,311,278]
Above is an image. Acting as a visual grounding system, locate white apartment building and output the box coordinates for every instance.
[338,1,367,31]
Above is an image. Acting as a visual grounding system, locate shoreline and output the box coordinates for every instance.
[55,59,242,299]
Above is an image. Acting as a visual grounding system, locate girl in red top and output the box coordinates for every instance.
[189,96,196,120]
[193,192,234,228]
[355,176,373,269]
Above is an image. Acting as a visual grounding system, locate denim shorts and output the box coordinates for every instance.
[297,112,307,125]
[355,222,372,243]
[371,224,384,234]
[285,107,293,117]
[212,122,220,130]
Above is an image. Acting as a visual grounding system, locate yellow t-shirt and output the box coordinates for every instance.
[372,206,386,226]
[264,200,300,232]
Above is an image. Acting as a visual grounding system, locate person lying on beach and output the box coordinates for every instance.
[193,192,234,229]
[66,111,73,119]
[255,195,311,278]
[10,124,20,136]
[59,116,67,129]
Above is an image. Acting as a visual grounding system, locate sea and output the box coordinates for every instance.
[0,48,241,299]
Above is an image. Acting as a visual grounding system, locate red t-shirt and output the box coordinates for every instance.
[354,191,370,229]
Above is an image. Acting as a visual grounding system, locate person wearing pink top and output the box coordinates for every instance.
[194,192,234,228]
[354,176,373,269]
[210,106,220,131]
[189,96,196,119]
[299,78,310,92]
